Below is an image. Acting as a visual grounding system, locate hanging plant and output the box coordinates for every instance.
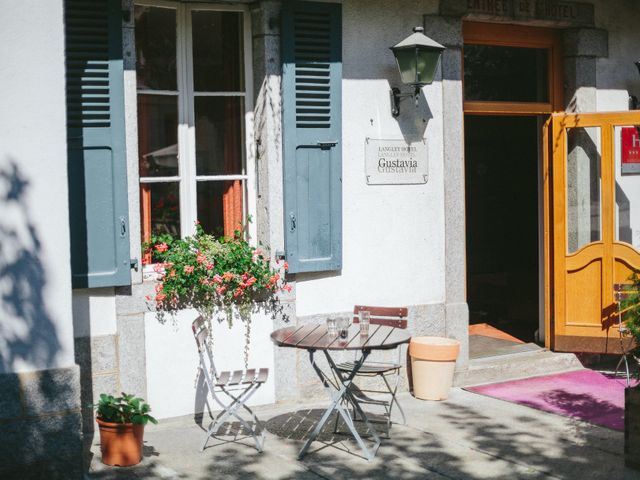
[143,223,290,365]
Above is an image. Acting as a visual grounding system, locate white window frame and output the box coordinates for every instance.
[135,0,256,248]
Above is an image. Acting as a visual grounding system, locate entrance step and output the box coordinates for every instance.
[454,349,584,387]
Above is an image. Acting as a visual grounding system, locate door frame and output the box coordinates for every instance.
[462,21,564,348]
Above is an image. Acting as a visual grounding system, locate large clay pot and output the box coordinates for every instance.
[409,336,460,401]
[97,418,144,467]
[626,385,640,471]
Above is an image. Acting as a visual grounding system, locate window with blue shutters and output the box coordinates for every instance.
[281,1,342,274]
[65,0,132,288]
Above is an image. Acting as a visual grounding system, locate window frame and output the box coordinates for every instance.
[135,0,255,260]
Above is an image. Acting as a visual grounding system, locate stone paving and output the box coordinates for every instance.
[86,388,640,480]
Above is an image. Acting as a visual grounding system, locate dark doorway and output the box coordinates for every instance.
[465,115,540,344]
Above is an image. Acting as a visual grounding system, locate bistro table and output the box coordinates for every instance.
[271,322,411,461]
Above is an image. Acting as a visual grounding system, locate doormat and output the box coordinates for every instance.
[465,369,626,431]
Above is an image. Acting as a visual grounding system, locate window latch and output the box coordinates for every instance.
[317,140,338,149]
[130,258,139,272]
[289,213,297,232]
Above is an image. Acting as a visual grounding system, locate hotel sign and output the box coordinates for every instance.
[364,138,428,185]
[621,127,640,174]
[441,0,594,26]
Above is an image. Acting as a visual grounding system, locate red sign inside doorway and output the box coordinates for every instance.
[621,127,640,163]
[621,127,640,174]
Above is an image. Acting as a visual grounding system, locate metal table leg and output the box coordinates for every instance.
[298,349,381,461]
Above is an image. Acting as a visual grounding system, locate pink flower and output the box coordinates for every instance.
[233,288,244,298]
[155,283,163,293]
[195,219,201,225]
[145,295,151,301]
[269,274,280,283]
[282,284,292,293]
[184,265,195,274]
[205,262,214,271]
[156,293,167,302]
[196,253,207,264]
[200,277,209,285]
[242,273,249,281]
[169,270,176,278]
[212,274,223,284]
[246,277,257,287]
[254,248,262,257]
[283,261,289,272]
[222,272,234,281]
[153,263,165,273]
[155,243,169,253]
[216,286,227,295]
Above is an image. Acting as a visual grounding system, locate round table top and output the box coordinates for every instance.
[271,322,411,351]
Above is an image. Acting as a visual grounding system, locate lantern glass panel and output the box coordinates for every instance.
[416,49,441,85]
[394,49,418,85]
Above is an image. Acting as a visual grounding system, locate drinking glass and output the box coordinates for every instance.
[338,317,350,339]
[326,317,337,336]
[359,310,370,336]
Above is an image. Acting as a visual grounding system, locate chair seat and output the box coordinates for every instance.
[215,368,269,387]
[335,361,401,374]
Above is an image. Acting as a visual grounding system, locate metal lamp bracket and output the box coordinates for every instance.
[390,86,421,117]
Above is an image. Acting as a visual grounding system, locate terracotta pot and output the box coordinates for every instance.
[409,336,460,401]
[97,418,144,467]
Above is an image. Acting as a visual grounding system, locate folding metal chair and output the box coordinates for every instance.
[192,316,268,452]
[335,306,408,436]
[614,284,640,386]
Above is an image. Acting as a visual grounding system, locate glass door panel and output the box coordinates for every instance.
[566,126,602,254]
[613,125,640,250]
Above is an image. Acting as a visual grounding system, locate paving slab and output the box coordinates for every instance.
[86,388,640,480]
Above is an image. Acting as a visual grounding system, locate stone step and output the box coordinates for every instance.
[453,349,584,387]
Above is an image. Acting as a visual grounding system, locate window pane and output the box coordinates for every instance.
[195,97,243,176]
[137,94,178,177]
[142,182,180,238]
[135,5,177,90]
[614,126,640,249]
[197,181,243,237]
[191,11,244,92]
[464,45,549,102]
[567,127,601,254]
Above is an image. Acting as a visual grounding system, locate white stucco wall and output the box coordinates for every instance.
[295,0,445,316]
[0,0,76,373]
[72,289,118,338]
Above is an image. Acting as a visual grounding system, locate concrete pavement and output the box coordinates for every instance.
[87,388,640,480]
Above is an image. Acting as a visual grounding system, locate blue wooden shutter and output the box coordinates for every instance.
[282,1,342,274]
[65,0,131,288]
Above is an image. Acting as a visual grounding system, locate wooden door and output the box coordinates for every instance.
[549,111,640,353]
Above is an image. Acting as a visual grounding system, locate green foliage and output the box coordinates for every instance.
[621,271,640,349]
[92,393,158,425]
[142,224,289,320]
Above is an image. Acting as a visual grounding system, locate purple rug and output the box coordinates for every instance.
[465,369,629,431]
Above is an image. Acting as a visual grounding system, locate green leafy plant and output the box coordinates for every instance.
[142,223,289,323]
[92,393,158,425]
[621,271,640,350]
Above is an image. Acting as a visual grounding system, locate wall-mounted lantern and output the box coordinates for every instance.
[389,26,445,117]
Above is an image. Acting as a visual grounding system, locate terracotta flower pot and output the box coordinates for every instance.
[97,418,145,467]
[409,336,461,401]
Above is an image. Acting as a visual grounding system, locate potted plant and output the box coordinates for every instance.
[143,223,289,367]
[93,393,158,467]
[621,271,640,471]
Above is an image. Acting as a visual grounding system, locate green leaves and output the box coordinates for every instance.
[91,392,158,425]
[621,271,640,351]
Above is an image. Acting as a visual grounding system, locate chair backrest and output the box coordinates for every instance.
[353,305,408,329]
[192,316,219,381]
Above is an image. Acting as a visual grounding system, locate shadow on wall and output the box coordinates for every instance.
[0,158,61,373]
[0,158,83,478]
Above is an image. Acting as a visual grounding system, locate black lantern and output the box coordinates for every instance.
[389,26,445,117]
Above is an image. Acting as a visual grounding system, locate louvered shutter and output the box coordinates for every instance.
[65,0,131,288]
[281,1,342,273]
